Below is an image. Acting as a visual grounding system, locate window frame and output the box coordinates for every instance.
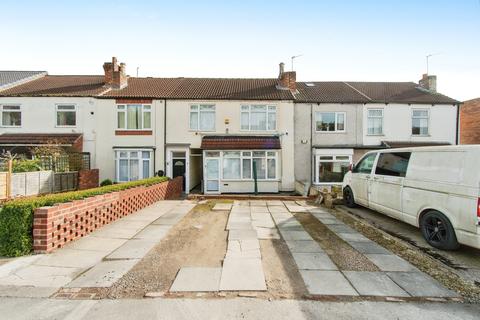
[205,150,278,181]
[55,104,77,127]
[116,104,152,130]
[367,108,384,136]
[240,105,277,131]
[114,149,153,182]
[314,154,352,184]
[1,104,22,128]
[411,108,430,136]
[189,104,216,132]
[315,111,346,133]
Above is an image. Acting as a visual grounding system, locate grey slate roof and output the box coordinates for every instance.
[0,71,47,91]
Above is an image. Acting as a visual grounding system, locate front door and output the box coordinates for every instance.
[172,156,186,191]
[204,157,220,194]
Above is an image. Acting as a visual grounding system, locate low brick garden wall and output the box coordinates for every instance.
[78,169,99,190]
[33,176,183,253]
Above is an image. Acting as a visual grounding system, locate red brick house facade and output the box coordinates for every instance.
[460,98,480,144]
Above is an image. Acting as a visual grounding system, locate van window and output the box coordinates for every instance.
[353,153,377,174]
[375,152,411,177]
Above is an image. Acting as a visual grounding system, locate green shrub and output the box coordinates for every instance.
[0,176,169,257]
[100,179,113,186]
[12,158,43,173]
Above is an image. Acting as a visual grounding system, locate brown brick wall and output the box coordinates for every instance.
[33,177,183,253]
[78,169,99,190]
[460,98,480,144]
[115,130,152,136]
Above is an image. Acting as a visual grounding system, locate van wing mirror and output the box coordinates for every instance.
[349,163,354,172]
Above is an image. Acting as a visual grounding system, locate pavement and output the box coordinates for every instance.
[337,205,480,284]
[0,200,195,297]
[1,297,479,320]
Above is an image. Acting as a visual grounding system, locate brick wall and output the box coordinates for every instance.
[33,177,183,253]
[460,98,480,144]
[78,169,99,190]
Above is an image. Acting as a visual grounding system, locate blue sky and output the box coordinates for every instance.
[1,0,479,100]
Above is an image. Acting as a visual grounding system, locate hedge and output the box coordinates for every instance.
[0,176,169,257]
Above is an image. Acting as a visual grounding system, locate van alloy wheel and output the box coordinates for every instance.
[420,211,459,250]
[343,187,356,208]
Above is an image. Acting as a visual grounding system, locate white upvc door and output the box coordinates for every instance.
[204,157,220,194]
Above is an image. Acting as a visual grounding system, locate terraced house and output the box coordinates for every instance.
[0,57,459,194]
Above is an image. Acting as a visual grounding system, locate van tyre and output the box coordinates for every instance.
[420,211,460,250]
[343,187,356,208]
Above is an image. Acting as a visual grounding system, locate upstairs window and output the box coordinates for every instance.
[190,105,215,131]
[315,112,346,132]
[241,105,276,131]
[412,109,429,135]
[367,109,383,135]
[56,105,76,127]
[1,105,21,127]
[117,104,151,130]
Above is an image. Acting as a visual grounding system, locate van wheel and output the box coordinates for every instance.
[343,187,356,208]
[420,211,460,250]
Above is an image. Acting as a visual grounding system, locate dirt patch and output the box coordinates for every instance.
[107,202,229,299]
[260,239,308,299]
[330,205,480,303]
[294,212,379,272]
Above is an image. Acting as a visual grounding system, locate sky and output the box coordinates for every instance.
[1,0,479,101]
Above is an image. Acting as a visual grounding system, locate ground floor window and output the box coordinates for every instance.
[115,150,152,182]
[207,150,278,181]
[314,152,352,184]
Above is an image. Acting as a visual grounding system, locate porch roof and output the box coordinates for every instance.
[201,135,281,150]
[0,133,82,146]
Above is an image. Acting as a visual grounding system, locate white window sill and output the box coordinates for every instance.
[366,134,384,136]
[55,125,77,128]
[315,131,347,134]
[189,129,216,133]
[221,179,279,182]
[411,134,430,137]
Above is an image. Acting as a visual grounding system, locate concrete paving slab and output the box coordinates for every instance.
[285,205,308,213]
[233,200,249,206]
[348,241,391,254]
[252,219,276,228]
[240,239,260,251]
[256,227,280,239]
[251,212,271,220]
[308,208,330,214]
[327,224,357,234]
[219,258,266,291]
[268,206,289,213]
[1,265,82,287]
[106,239,157,260]
[337,232,371,242]
[90,226,141,239]
[133,225,171,240]
[343,271,409,297]
[226,221,254,230]
[292,253,337,270]
[225,249,261,259]
[226,240,241,253]
[170,267,221,292]
[279,230,313,241]
[67,260,139,288]
[228,229,258,241]
[34,249,105,269]
[250,206,270,213]
[0,285,58,298]
[310,212,333,219]
[266,200,284,206]
[212,203,233,211]
[249,200,267,206]
[366,254,418,272]
[63,236,127,253]
[300,270,358,296]
[285,240,324,253]
[151,216,183,226]
[314,216,342,225]
[0,255,42,278]
[387,272,460,297]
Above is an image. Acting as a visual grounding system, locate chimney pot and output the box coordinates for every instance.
[279,62,285,77]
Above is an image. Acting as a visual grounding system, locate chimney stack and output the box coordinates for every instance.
[277,62,296,92]
[419,73,437,93]
[103,57,128,89]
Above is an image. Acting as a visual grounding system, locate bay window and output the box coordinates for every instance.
[56,105,76,127]
[314,152,352,184]
[315,112,346,132]
[190,105,215,131]
[115,150,152,182]
[117,104,151,130]
[412,109,429,135]
[1,105,21,127]
[367,109,383,135]
[241,105,276,131]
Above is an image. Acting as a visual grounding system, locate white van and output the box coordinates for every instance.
[342,145,480,250]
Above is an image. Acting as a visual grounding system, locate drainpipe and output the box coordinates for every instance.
[164,99,167,174]
[455,103,460,145]
[310,103,314,186]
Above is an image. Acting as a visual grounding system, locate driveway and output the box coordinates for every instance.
[337,205,480,285]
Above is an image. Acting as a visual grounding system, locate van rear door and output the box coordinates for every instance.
[369,152,411,219]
